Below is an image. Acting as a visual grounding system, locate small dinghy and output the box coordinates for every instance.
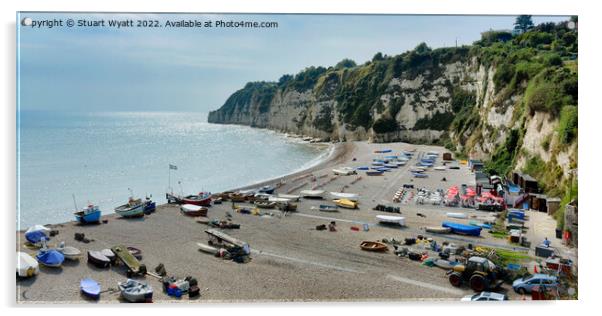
[197,242,219,255]
[180,204,208,217]
[446,212,467,219]
[101,249,116,264]
[17,252,39,278]
[36,249,64,267]
[87,250,111,268]
[434,259,455,269]
[365,170,384,176]
[276,194,300,201]
[319,204,338,212]
[360,241,388,252]
[425,226,452,234]
[257,185,275,194]
[25,230,48,246]
[300,190,325,199]
[118,279,153,303]
[254,201,277,209]
[334,198,358,209]
[376,215,406,226]
[434,166,446,171]
[80,278,101,300]
[412,172,428,178]
[57,242,82,260]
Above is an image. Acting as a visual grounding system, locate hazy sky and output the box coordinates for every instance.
[17,13,570,113]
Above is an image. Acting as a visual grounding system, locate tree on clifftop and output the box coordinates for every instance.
[514,15,534,34]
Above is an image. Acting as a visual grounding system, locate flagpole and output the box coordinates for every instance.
[168,164,172,194]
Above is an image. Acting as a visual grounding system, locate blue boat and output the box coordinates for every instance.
[74,204,102,224]
[80,278,101,300]
[258,185,275,194]
[442,221,482,236]
[366,170,384,176]
[356,166,370,171]
[372,162,384,166]
[25,230,48,244]
[412,172,428,178]
[508,210,525,220]
[36,249,65,267]
[143,198,156,215]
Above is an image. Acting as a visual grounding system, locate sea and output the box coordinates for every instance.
[17,111,331,229]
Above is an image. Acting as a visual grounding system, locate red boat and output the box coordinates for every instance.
[166,192,212,206]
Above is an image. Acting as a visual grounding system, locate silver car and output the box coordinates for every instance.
[461,292,508,301]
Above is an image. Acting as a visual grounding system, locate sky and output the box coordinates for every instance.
[17,13,570,113]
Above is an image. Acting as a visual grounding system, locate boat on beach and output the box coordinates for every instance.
[74,204,102,224]
[442,221,482,236]
[167,192,212,206]
[446,212,467,219]
[334,198,358,209]
[57,242,82,260]
[376,215,406,226]
[115,197,145,218]
[329,192,359,201]
[332,167,357,175]
[257,185,275,194]
[17,252,39,278]
[118,279,153,303]
[80,278,101,300]
[36,249,65,268]
[319,204,338,212]
[425,226,452,234]
[254,200,277,209]
[143,197,156,214]
[277,194,300,201]
[88,250,111,268]
[365,170,384,176]
[360,241,388,252]
[180,204,208,217]
[412,172,428,178]
[300,190,325,199]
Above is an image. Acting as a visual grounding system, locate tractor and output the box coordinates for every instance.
[448,256,505,292]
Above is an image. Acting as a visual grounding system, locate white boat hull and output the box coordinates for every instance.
[376,215,406,226]
[329,192,359,201]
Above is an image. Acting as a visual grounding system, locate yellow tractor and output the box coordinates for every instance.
[448,256,505,292]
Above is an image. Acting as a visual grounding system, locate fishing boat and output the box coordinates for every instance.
[87,250,111,268]
[376,215,406,226]
[17,252,39,278]
[143,197,156,215]
[360,241,388,252]
[425,226,452,234]
[442,221,482,236]
[74,204,102,224]
[277,194,300,201]
[319,204,338,212]
[254,200,276,209]
[332,167,357,175]
[118,279,153,303]
[365,170,384,176]
[115,197,145,218]
[334,198,358,209]
[329,192,359,201]
[36,249,65,268]
[80,278,101,300]
[180,204,208,217]
[177,192,212,206]
[257,185,275,194]
[300,190,325,199]
[446,212,468,219]
[57,242,82,260]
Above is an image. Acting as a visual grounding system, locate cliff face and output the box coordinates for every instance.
[208,22,578,198]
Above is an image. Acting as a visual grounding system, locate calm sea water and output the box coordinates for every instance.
[17,111,330,229]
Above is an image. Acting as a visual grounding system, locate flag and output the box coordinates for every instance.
[169,164,178,170]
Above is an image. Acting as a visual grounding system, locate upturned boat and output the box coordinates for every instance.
[80,278,101,300]
[180,204,208,217]
[36,249,64,268]
[74,204,102,224]
[17,252,39,278]
[442,221,482,236]
[329,192,359,201]
[57,242,82,260]
[115,198,145,218]
[360,241,388,252]
[425,226,452,234]
[88,250,111,268]
[365,170,384,176]
[319,204,338,212]
[300,190,325,199]
[376,215,406,226]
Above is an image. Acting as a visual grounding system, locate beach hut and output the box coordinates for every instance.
[442,152,453,161]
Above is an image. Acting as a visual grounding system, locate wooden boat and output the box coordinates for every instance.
[36,249,64,267]
[118,279,153,303]
[360,241,388,252]
[115,198,145,218]
[446,212,467,219]
[180,204,208,217]
[197,242,219,255]
[74,204,101,224]
[442,221,482,236]
[300,190,325,199]
[80,278,101,300]
[319,204,338,212]
[425,226,452,234]
[376,215,406,226]
[17,252,39,278]
[329,192,359,201]
[167,192,212,206]
[87,250,111,268]
[112,245,147,277]
[365,170,384,176]
[277,194,300,201]
[334,198,358,209]
[332,167,357,175]
[254,200,276,209]
[57,242,82,260]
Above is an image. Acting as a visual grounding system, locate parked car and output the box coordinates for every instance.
[461,291,508,301]
[512,274,558,294]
